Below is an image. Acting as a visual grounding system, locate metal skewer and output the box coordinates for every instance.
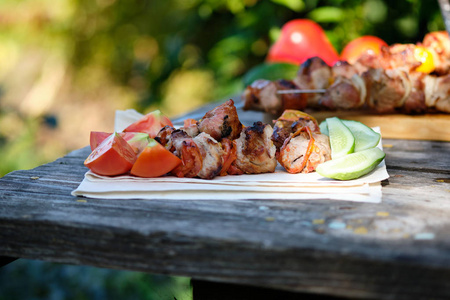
[438,0,450,36]
[276,89,327,94]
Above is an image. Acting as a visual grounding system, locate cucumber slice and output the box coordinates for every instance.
[326,117,355,159]
[341,120,381,152]
[319,121,329,136]
[316,147,386,180]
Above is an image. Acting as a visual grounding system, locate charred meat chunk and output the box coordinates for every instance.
[198,99,243,141]
[242,79,307,115]
[232,121,277,174]
[193,132,224,179]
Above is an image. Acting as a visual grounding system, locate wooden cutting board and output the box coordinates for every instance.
[310,111,450,142]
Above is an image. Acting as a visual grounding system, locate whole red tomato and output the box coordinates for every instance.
[266,19,339,66]
[341,36,388,64]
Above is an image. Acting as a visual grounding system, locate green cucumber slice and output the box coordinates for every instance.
[319,121,329,136]
[341,120,381,152]
[316,147,386,180]
[326,117,355,159]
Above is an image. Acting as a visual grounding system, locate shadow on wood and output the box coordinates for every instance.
[0,256,17,268]
[192,279,361,300]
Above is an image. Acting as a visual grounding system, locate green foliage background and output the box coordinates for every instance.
[0,0,445,299]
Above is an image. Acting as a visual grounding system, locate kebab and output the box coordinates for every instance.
[242,31,450,115]
[155,99,330,179]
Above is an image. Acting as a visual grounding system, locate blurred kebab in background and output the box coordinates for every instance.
[242,19,450,115]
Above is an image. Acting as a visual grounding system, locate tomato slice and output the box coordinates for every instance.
[340,36,388,64]
[85,133,137,176]
[90,131,150,154]
[123,110,173,138]
[130,139,181,178]
[90,131,112,151]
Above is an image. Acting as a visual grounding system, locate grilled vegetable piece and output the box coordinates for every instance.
[278,126,331,174]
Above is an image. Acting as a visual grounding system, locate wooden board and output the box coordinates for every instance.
[310,112,450,142]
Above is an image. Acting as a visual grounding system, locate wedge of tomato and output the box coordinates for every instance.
[84,133,137,176]
[123,110,173,138]
[130,139,181,178]
[90,131,112,151]
[90,131,150,154]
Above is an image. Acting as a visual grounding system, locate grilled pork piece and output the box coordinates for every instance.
[193,132,224,179]
[319,75,366,110]
[353,50,386,74]
[402,71,427,114]
[332,60,359,79]
[278,127,331,174]
[241,79,306,115]
[314,60,366,110]
[293,57,332,107]
[232,121,277,174]
[422,31,450,75]
[198,99,243,141]
[362,68,411,113]
[379,44,422,72]
[424,74,450,113]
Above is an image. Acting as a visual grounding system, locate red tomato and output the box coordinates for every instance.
[123,110,173,138]
[90,132,150,154]
[85,133,137,176]
[266,19,339,66]
[130,139,181,178]
[90,131,111,151]
[340,36,388,64]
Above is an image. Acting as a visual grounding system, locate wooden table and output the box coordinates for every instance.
[1,98,450,300]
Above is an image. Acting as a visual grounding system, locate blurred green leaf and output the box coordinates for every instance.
[362,0,388,23]
[308,6,345,23]
[270,0,305,12]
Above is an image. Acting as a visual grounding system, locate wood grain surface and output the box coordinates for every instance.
[1,100,450,300]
